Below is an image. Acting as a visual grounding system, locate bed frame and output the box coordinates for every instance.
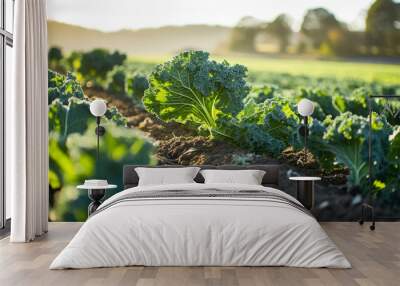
[123,164,282,190]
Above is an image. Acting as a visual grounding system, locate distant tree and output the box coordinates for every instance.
[366,0,400,55]
[300,8,342,50]
[79,49,127,82]
[265,14,292,53]
[321,26,360,56]
[229,16,262,53]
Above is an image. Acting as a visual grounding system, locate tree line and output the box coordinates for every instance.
[229,0,400,56]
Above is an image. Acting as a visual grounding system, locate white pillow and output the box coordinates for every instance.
[200,169,266,185]
[135,167,200,186]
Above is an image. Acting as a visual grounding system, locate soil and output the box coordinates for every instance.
[157,136,238,165]
[281,147,318,169]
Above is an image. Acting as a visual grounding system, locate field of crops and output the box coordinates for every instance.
[129,54,400,85]
[48,48,400,221]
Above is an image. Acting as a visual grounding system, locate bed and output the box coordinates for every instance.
[50,165,351,269]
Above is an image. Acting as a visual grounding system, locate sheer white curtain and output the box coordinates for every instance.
[7,0,48,242]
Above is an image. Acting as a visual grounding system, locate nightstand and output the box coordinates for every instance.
[77,183,117,215]
[289,177,321,210]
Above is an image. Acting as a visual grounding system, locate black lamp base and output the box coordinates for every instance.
[95,117,106,168]
[88,189,106,215]
[95,125,106,136]
[298,125,308,137]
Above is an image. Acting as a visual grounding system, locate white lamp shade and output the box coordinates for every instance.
[90,99,107,117]
[297,99,314,117]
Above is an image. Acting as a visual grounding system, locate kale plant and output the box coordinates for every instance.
[48,70,84,105]
[143,51,250,136]
[128,73,149,99]
[106,66,127,96]
[319,112,392,187]
[220,95,300,156]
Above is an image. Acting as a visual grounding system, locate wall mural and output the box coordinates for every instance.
[47,0,400,221]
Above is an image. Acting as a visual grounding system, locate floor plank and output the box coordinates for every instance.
[0,222,398,286]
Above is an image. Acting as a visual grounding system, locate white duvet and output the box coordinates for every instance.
[50,183,351,269]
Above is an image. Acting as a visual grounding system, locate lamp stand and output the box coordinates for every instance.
[302,116,308,163]
[358,95,400,231]
[95,117,106,169]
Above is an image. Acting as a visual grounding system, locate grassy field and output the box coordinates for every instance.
[129,54,400,85]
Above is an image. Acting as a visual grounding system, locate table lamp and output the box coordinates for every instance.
[89,99,107,165]
[297,98,315,163]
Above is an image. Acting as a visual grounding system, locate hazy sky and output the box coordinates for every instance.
[47,0,375,32]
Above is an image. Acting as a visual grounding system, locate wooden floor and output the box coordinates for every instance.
[0,222,399,286]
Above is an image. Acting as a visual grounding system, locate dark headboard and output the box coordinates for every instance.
[123,164,282,190]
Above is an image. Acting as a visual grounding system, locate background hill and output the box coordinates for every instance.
[48,20,232,55]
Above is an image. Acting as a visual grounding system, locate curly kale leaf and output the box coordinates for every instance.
[217,117,286,156]
[106,66,127,96]
[321,112,392,187]
[243,85,279,105]
[222,95,299,156]
[127,73,149,99]
[307,118,336,170]
[143,51,250,136]
[48,70,84,105]
[49,98,91,142]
